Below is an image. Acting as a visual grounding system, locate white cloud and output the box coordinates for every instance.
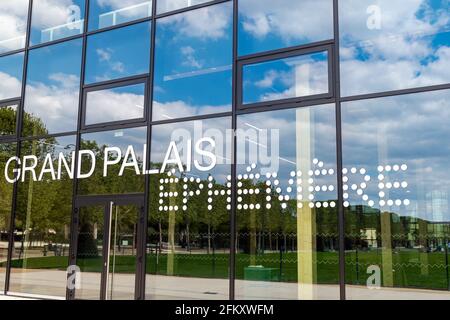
[31,0,80,29]
[153,100,230,121]
[340,0,450,96]
[248,59,329,103]
[160,2,232,40]
[180,46,202,69]
[23,72,80,133]
[86,88,144,124]
[239,0,333,44]
[96,48,112,62]
[0,0,28,51]
[0,71,22,100]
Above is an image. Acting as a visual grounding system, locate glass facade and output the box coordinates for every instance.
[0,0,449,300]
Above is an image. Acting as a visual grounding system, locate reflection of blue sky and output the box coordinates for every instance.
[85,82,145,125]
[85,21,151,84]
[0,52,24,100]
[342,89,450,222]
[238,0,333,56]
[150,117,232,184]
[24,39,82,135]
[340,0,450,96]
[0,0,28,54]
[89,0,152,31]
[243,51,329,104]
[237,104,337,203]
[152,2,232,120]
[30,0,85,45]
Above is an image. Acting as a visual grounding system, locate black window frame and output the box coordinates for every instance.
[81,76,149,130]
[237,44,334,110]
[0,99,21,141]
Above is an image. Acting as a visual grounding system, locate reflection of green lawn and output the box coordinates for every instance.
[4,250,450,291]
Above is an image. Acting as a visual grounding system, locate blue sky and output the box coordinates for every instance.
[85,21,151,84]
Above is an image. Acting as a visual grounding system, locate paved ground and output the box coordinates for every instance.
[3,269,450,300]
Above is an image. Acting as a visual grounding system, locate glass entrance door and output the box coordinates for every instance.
[71,195,144,300]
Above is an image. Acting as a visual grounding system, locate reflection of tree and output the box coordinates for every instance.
[0,106,17,136]
[78,140,145,195]
[15,133,73,257]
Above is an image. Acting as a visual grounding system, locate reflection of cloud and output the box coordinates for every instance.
[0,0,28,52]
[24,73,80,133]
[157,0,210,14]
[31,0,79,29]
[239,0,333,44]
[340,0,450,96]
[153,100,230,120]
[0,72,22,100]
[342,89,450,220]
[159,2,232,40]
[96,48,112,61]
[95,47,126,80]
[86,88,144,124]
[181,46,202,69]
[246,59,329,103]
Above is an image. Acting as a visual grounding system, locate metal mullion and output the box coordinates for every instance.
[229,0,238,301]
[86,17,152,37]
[0,49,26,59]
[333,0,346,301]
[19,131,78,142]
[142,0,158,300]
[236,39,335,62]
[83,74,149,90]
[28,34,84,51]
[340,83,450,103]
[238,43,333,65]
[0,98,22,107]
[235,97,337,116]
[67,0,90,301]
[79,122,148,135]
[151,111,233,126]
[100,203,112,300]
[236,45,333,111]
[155,0,231,19]
[5,0,33,295]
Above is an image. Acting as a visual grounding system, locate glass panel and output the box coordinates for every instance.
[76,205,104,300]
[0,142,16,291]
[85,82,146,126]
[10,136,76,297]
[152,2,232,121]
[340,0,450,97]
[243,51,329,105]
[0,104,18,137]
[238,0,333,56]
[85,22,151,84]
[107,204,138,300]
[157,0,211,14]
[0,0,28,54]
[342,89,450,299]
[0,53,24,100]
[146,117,231,300]
[30,0,85,46]
[89,0,152,31]
[23,39,83,136]
[235,104,339,300]
[78,127,147,195]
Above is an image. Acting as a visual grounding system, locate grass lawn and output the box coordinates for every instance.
[4,249,450,291]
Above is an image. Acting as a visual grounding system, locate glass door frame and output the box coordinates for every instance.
[68,193,145,300]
